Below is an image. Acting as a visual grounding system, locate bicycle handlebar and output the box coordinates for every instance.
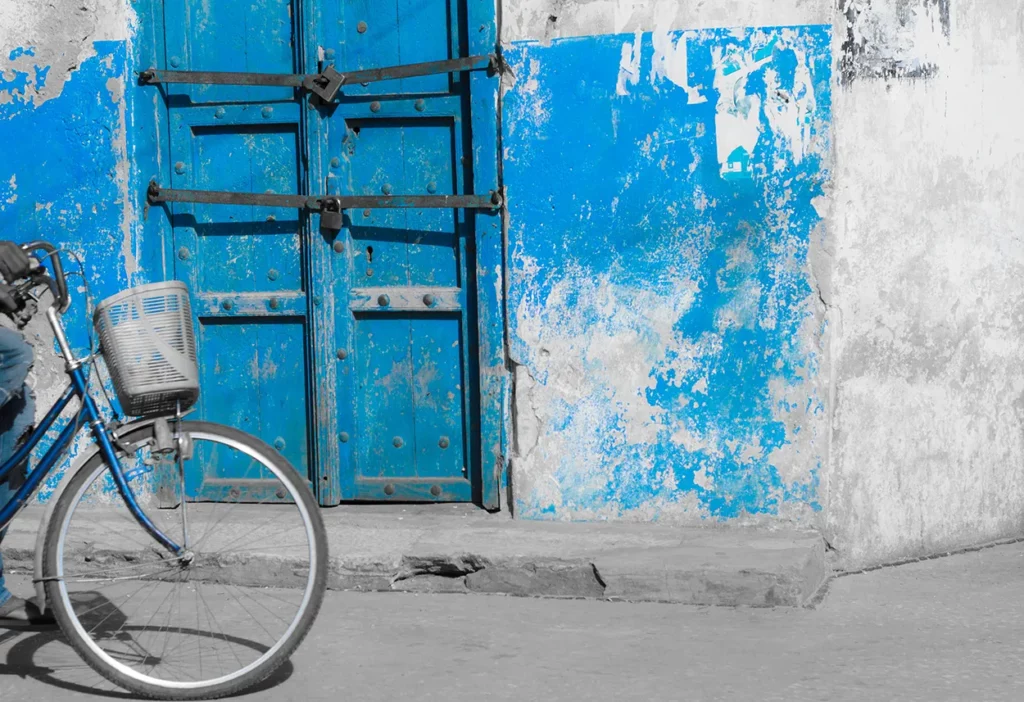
[19,240,70,313]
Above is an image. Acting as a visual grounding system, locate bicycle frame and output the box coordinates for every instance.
[0,306,181,555]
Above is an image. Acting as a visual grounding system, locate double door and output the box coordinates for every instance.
[150,0,504,507]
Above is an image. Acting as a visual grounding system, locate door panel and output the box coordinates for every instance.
[344,119,461,288]
[195,318,309,475]
[353,314,468,491]
[335,0,455,96]
[163,0,297,104]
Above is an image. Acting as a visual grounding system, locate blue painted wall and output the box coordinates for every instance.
[0,36,162,497]
[2,17,834,524]
[0,41,157,345]
[503,26,833,522]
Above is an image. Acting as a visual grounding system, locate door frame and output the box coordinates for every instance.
[134,0,508,511]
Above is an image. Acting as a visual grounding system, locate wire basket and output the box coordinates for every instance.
[94,281,200,417]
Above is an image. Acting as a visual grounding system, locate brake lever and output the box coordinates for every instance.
[8,272,56,328]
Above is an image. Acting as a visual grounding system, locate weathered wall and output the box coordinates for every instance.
[502,0,1024,569]
[4,0,1024,570]
[0,0,161,496]
[826,0,1024,568]
[502,4,833,524]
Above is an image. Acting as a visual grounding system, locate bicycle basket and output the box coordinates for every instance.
[93,281,200,417]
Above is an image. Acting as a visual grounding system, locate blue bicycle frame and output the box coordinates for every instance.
[0,308,181,556]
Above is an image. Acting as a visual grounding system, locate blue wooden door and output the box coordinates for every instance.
[153,0,503,506]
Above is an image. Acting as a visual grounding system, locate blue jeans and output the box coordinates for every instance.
[0,328,35,607]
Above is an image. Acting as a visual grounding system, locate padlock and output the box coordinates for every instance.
[319,198,343,233]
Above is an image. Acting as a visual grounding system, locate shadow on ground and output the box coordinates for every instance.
[0,628,294,699]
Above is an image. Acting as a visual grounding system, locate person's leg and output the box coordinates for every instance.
[0,327,35,609]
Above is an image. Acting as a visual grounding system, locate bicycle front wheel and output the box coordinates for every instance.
[42,421,328,700]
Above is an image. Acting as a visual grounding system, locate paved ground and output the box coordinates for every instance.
[2,539,1023,701]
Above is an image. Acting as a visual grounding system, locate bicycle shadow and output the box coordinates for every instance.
[0,591,295,698]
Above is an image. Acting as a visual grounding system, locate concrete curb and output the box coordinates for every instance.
[3,505,830,607]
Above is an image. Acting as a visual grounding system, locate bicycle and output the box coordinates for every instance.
[0,240,328,700]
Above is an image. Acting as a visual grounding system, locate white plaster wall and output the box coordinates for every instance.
[502,0,833,43]
[0,0,131,108]
[826,0,1024,568]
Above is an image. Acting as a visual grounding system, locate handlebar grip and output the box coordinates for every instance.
[20,240,70,313]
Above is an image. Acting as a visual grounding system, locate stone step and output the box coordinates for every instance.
[3,504,829,607]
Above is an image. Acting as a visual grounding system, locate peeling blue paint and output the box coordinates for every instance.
[0,41,140,349]
[504,26,832,522]
[0,40,158,500]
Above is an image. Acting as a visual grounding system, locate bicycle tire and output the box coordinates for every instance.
[42,420,328,700]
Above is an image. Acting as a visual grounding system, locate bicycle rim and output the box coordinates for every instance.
[46,424,324,697]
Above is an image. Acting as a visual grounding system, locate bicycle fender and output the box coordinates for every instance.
[32,417,165,611]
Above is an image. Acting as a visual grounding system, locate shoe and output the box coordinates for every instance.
[0,596,57,628]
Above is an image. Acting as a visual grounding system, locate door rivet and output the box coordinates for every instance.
[276,488,286,499]
[362,208,371,217]
[423,293,435,306]
[392,436,404,448]
[170,56,181,68]
[324,48,336,59]
[229,487,241,499]
[430,485,441,497]
[426,181,437,194]
[336,348,348,360]
[222,300,233,311]
[330,157,341,168]
[366,268,374,277]
[269,297,280,310]
[333,240,344,253]
[267,268,279,281]
[357,21,368,33]
[414,99,425,112]
[370,101,381,113]
[377,294,390,307]
[274,437,286,450]
[381,183,392,195]
[261,106,273,118]
[174,161,186,175]
[214,107,226,119]
[313,295,323,306]
[438,436,450,449]
[177,247,190,261]
[339,431,350,443]
[383,484,395,496]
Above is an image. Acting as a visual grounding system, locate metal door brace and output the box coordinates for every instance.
[147,181,502,233]
[139,54,500,102]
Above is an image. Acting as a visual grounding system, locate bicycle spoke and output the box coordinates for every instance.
[191,454,264,547]
[196,582,243,674]
[193,509,295,555]
[147,568,186,678]
[224,582,288,634]
[64,560,184,582]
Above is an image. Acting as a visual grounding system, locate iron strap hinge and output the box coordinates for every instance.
[139,54,500,102]
[147,182,502,232]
